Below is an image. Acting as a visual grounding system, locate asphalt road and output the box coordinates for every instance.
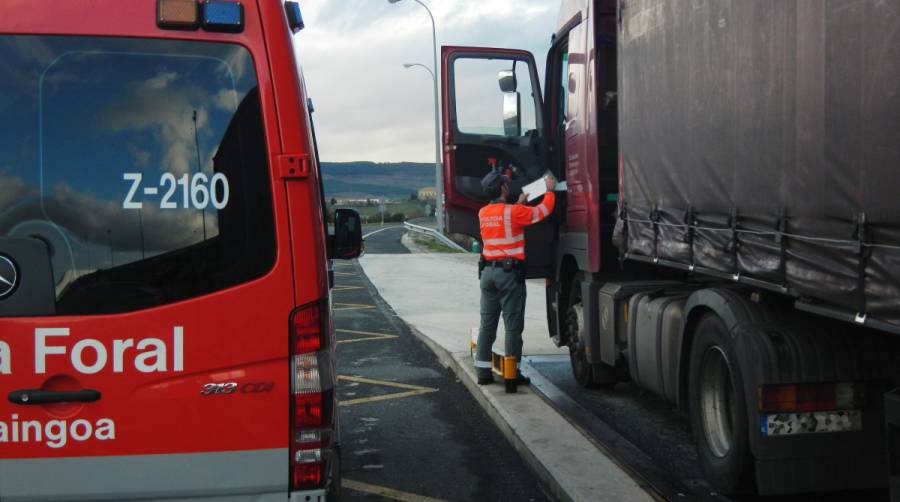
[362,224,408,254]
[333,259,548,501]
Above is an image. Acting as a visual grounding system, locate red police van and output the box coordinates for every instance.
[0,1,361,500]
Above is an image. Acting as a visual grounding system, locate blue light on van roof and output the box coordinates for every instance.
[202,1,244,33]
[285,2,305,33]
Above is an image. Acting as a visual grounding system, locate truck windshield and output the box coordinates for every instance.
[0,36,275,316]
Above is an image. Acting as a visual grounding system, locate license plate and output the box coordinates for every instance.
[760,410,862,436]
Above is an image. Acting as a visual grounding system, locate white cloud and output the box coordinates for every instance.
[99,71,210,176]
[46,184,214,251]
[212,89,239,111]
[127,144,151,168]
[295,0,559,163]
[0,175,213,253]
[142,71,178,90]
[0,175,31,213]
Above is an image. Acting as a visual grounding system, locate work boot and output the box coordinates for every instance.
[476,370,494,385]
[514,372,530,385]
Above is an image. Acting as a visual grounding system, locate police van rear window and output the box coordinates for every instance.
[0,36,275,316]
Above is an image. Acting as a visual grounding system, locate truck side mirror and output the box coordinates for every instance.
[332,208,363,260]
[498,69,517,92]
[503,92,521,137]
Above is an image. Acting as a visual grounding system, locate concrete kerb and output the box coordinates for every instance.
[403,323,572,502]
[399,232,425,254]
[401,321,654,502]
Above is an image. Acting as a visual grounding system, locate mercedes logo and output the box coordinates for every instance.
[0,255,17,299]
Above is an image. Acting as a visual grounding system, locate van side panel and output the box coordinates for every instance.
[0,450,287,501]
[257,0,329,307]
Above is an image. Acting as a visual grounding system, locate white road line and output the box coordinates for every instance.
[363,225,406,239]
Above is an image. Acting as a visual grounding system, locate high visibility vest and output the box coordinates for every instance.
[478,192,556,261]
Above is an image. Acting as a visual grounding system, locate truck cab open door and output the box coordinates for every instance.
[441,46,556,278]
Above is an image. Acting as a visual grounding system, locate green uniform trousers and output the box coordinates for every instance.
[475,265,526,372]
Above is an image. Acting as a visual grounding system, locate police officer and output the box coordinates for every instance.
[475,170,556,385]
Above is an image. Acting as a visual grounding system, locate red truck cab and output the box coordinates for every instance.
[0,1,360,500]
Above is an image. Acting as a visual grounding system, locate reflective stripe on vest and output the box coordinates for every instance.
[483,247,525,258]
[483,234,524,246]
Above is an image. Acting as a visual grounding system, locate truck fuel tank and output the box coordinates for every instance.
[626,292,689,404]
[596,281,681,368]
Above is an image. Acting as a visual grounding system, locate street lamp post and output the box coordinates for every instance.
[388,0,444,233]
[402,63,440,217]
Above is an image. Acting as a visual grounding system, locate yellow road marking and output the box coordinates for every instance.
[334,302,375,311]
[334,271,356,277]
[338,328,395,336]
[340,390,434,406]
[339,375,433,391]
[332,284,364,291]
[336,328,398,344]
[343,479,446,502]
[338,375,438,406]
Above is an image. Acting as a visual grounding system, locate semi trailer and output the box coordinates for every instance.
[441,0,900,496]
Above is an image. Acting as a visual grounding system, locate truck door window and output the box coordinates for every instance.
[0,36,275,316]
[452,59,538,137]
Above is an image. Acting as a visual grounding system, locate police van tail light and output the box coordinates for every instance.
[290,300,334,491]
[293,354,330,428]
[291,299,331,354]
[293,448,324,489]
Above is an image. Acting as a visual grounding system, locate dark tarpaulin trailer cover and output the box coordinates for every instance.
[614,0,900,331]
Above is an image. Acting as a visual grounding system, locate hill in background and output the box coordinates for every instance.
[321,161,434,199]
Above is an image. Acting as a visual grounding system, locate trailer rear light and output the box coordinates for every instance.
[157,0,200,30]
[758,382,867,413]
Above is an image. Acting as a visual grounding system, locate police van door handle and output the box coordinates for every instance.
[8,389,101,405]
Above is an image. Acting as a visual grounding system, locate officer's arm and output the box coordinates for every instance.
[512,192,556,226]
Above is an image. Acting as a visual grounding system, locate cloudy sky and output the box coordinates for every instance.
[294,0,560,163]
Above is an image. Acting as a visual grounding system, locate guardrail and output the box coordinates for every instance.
[403,222,470,253]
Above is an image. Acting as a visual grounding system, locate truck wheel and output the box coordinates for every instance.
[566,280,597,388]
[688,314,753,494]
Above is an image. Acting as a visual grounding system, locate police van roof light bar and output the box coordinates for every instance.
[202,1,244,33]
[157,0,244,33]
[157,0,200,30]
[285,2,305,33]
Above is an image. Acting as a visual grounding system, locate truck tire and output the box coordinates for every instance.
[688,313,753,494]
[566,279,619,389]
[565,279,595,387]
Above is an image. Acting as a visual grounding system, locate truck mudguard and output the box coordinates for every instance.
[615,0,900,331]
